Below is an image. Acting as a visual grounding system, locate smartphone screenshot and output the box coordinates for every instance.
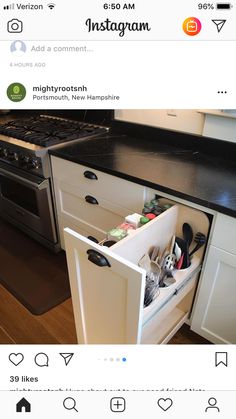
[0,1,236,417]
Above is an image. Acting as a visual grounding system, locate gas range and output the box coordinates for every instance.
[0,115,108,178]
[0,114,109,251]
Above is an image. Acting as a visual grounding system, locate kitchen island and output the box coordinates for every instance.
[50,123,236,218]
[50,121,236,344]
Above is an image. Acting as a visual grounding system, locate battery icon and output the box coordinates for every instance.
[216,3,232,8]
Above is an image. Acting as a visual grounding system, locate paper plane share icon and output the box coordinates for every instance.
[59,353,74,366]
[212,19,226,33]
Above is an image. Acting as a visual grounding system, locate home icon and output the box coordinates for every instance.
[16,397,31,412]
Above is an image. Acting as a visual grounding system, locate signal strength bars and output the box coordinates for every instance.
[4,3,56,10]
[3,3,14,9]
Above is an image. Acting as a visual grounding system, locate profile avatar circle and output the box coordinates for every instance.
[7,83,26,102]
[10,40,27,56]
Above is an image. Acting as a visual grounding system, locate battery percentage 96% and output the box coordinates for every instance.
[198,3,214,9]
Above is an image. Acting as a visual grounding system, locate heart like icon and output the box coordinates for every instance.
[157,398,173,411]
[9,353,24,366]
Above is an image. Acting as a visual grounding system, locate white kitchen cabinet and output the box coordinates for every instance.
[51,156,146,248]
[191,213,236,344]
[64,203,209,344]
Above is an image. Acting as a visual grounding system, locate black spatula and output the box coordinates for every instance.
[189,232,206,257]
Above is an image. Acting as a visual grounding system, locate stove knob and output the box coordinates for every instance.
[28,159,40,170]
[19,155,29,166]
[7,151,16,161]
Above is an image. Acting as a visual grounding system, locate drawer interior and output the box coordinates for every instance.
[110,203,210,325]
[112,203,209,264]
[64,197,210,344]
[141,278,198,344]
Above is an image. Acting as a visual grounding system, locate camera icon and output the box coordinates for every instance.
[7,19,23,33]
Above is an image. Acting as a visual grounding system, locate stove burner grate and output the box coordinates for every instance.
[0,116,106,147]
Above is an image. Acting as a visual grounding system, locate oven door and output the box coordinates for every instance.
[0,165,57,244]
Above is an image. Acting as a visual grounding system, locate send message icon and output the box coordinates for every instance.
[183,17,202,36]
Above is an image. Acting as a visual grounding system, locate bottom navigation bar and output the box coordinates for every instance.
[1,391,235,418]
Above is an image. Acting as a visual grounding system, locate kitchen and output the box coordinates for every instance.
[0,109,235,345]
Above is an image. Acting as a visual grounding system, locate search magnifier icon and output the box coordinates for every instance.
[63,397,78,412]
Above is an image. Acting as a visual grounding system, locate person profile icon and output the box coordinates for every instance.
[10,40,27,56]
[205,397,220,412]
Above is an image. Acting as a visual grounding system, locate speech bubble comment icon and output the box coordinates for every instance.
[34,352,49,367]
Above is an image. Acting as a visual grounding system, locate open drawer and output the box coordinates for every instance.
[64,203,210,344]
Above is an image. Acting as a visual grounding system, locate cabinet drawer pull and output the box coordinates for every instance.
[85,195,99,205]
[83,170,98,180]
[87,249,111,267]
[87,236,99,243]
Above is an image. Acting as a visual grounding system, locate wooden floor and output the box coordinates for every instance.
[0,284,77,344]
[169,323,210,344]
[0,283,209,344]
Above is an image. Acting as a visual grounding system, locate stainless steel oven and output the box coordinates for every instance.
[0,114,109,251]
[0,163,58,250]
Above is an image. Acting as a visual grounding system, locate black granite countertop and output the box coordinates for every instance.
[2,110,235,217]
[50,131,236,217]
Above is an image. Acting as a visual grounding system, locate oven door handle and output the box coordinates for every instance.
[0,167,48,191]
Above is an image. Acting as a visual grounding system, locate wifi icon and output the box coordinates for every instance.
[47,3,55,9]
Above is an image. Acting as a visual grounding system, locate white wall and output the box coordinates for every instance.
[115,109,236,143]
[115,110,205,135]
[203,113,236,143]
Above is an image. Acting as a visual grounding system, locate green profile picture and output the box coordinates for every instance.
[7,82,26,102]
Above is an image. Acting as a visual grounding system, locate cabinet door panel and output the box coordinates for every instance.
[64,228,145,344]
[191,245,236,344]
[211,213,236,255]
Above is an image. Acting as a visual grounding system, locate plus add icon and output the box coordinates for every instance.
[110,397,126,412]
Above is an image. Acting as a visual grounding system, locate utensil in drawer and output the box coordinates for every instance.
[175,237,185,255]
[173,241,181,262]
[165,235,175,255]
[140,249,162,307]
[139,250,161,276]
[170,235,176,254]
[138,253,152,271]
[144,272,160,307]
[149,246,160,262]
[189,232,206,257]
[163,273,176,287]
[182,223,193,266]
[183,223,193,246]
[163,254,176,271]
[176,253,184,269]
[175,236,190,269]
